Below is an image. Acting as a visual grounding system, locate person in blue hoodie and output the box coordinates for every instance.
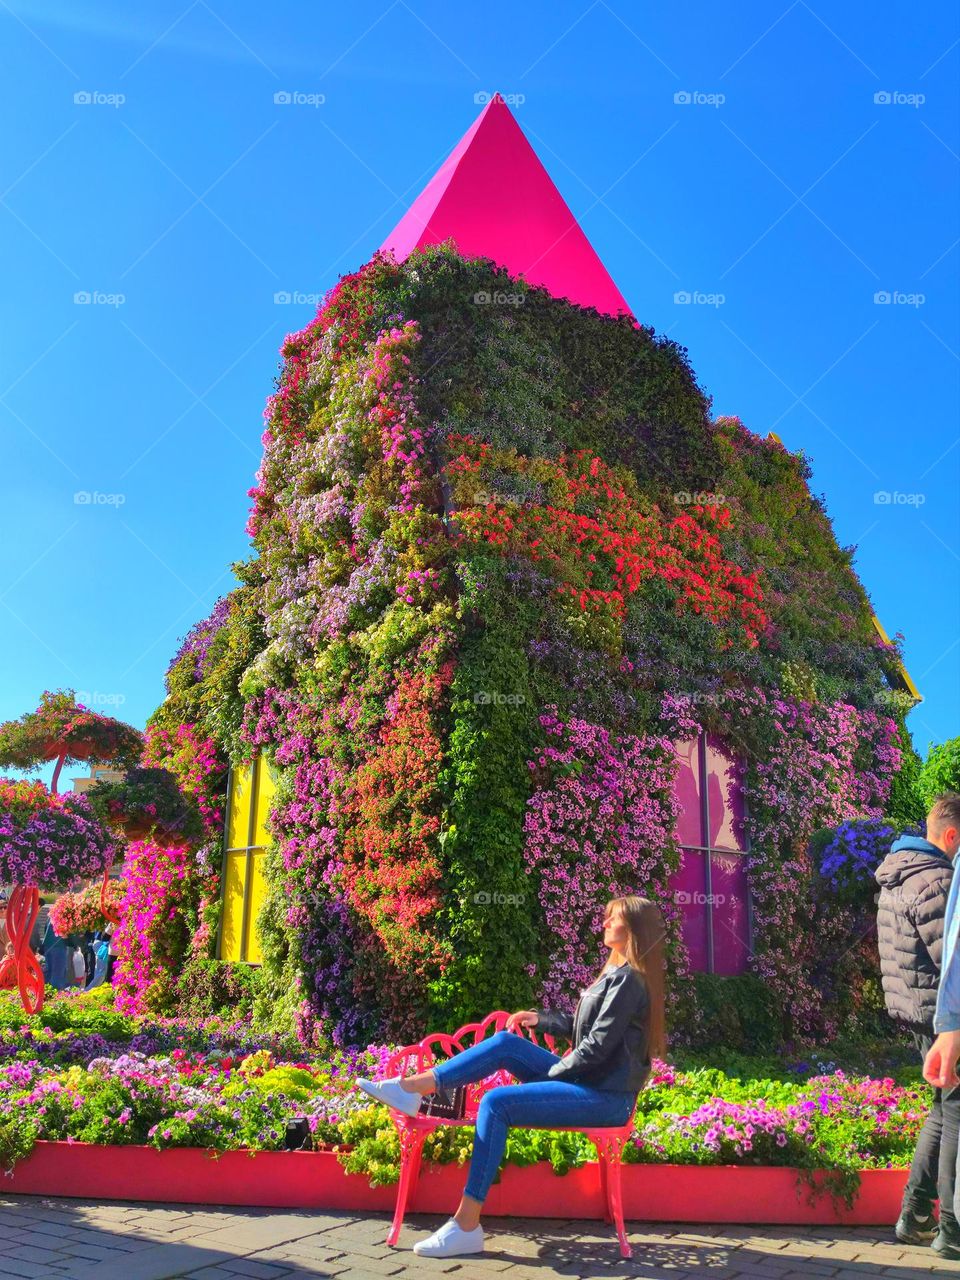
[876,794,960,1258]
[40,918,69,992]
[924,793,960,1261]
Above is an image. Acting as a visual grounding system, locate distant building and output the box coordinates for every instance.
[72,763,124,794]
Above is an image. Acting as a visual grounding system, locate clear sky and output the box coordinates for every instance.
[2,1,957,764]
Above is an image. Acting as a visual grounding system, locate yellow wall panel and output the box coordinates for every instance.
[221,756,274,965]
[220,851,248,962]
[245,851,269,965]
[227,764,253,850]
[253,761,276,849]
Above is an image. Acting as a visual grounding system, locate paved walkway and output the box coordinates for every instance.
[0,1197,957,1279]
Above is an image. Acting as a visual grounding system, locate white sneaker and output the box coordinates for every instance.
[354,1075,422,1117]
[413,1218,485,1257]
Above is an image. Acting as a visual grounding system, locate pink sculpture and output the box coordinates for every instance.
[380,92,634,320]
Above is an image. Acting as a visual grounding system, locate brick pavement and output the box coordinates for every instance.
[0,1198,958,1280]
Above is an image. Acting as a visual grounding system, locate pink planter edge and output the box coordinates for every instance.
[2,1143,907,1226]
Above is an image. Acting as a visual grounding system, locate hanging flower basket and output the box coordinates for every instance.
[0,690,143,791]
[0,780,118,888]
[86,767,205,848]
[50,878,124,937]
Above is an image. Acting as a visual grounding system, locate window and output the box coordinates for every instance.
[670,734,750,975]
[218,754,276,964]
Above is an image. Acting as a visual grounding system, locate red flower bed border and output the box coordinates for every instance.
[5,1144,906,1225]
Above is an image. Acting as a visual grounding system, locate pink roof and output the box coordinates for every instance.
[379,93,634,320]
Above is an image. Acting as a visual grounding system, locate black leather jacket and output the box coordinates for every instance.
[534,962,651,1093]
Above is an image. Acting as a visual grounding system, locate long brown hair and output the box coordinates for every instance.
[603,895,667,1059]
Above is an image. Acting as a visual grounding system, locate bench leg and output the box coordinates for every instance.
[386,1124,427,1247]
[597,1149,611,1223]
[596,1136,631,1259]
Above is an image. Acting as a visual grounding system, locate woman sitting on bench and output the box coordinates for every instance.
[356,893,666,1258]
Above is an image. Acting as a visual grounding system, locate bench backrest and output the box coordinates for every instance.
[382,1009,558,1121]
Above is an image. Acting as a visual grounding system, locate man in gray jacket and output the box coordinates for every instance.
[876,793,960,1254]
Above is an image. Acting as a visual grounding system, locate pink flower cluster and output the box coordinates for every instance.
[522,710,681,1007]
[113,839,190,1015]
[363,321,430,510]
[143,724,224,837]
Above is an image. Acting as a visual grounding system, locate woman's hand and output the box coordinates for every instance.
[506,1010,539,1034]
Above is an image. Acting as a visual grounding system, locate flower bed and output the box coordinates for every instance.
[0,989,927,1216]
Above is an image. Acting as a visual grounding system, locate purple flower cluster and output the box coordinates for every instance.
[815,819,900,894]
[168,597,232,685]
[0,784,118,889]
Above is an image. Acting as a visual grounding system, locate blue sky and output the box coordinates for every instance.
[1,1,957,765]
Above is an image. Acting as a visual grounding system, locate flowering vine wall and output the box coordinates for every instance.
[149,246,913,1046]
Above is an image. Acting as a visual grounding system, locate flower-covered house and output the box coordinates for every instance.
[145,94,921,1049]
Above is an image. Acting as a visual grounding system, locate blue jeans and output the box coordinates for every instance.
[430,1030,636,1203]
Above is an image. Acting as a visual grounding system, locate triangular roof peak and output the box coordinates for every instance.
[380,94,633,319]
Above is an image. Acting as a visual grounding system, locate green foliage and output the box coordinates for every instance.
[175,956,261,1021]
[886,720,926,827]
[154,577,267,766]
[688,974,781,1055]
[919,736,960,808]
[87,766,204,845]
[430,557,541,1024]
[0,986,131,1038]
[0,1114,38,1172]
[711,420,881,699]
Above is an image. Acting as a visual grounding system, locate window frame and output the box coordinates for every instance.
[675,733,753,975]
[217,754,270,965]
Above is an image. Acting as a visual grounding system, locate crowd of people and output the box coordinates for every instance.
[0,890,116,993]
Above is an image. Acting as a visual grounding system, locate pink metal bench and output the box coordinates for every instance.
[379,1009,637,1258]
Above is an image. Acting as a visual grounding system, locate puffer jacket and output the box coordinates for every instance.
[875,835,954,1031]
[534,961,650,1093]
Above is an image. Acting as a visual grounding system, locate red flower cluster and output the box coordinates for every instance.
[339,661,454,976]
[169,1049,237,1077]
[446,439,767,647]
